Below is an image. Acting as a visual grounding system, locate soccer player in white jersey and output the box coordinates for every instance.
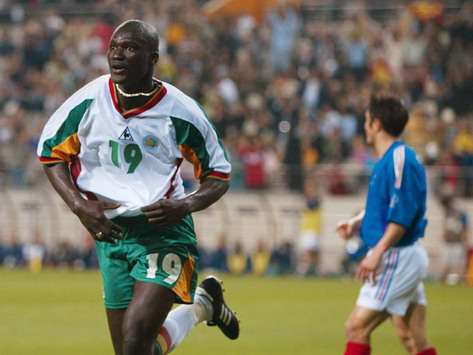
[336,95,438,355]
[37,20,239,355]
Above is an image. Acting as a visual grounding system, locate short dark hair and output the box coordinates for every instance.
[368,94,409,137]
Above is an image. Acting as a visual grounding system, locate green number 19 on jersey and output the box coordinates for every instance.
[109,140,143,173]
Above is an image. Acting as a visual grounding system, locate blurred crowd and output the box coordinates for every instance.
[0,0,472,196]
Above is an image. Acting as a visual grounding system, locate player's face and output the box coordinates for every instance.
[107,30,156,90]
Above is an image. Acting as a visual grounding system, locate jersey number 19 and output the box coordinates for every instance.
[109,140,143,173]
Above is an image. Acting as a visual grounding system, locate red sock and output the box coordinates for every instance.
[417,347,437,355]
[344,341,371,355]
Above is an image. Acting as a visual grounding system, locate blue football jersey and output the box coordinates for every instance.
[361,141,427,248]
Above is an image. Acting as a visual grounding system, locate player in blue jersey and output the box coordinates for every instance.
[336,95,437,355]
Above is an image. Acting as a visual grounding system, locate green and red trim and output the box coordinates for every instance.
[108,78,167,119]
[207,171,231,181]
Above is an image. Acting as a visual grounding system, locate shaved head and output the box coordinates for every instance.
[113,19,160,54]
[108,19,160,91]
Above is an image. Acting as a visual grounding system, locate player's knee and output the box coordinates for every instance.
[123,328,155,354]
[398,332,415,353]
[345,318,368,340]
[122,318,156,346]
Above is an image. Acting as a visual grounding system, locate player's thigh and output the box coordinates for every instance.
[123,281,175,338]
[346,306,389,336]
[96,241,136,309]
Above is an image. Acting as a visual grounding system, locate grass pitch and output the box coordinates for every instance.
[0,269,472,355]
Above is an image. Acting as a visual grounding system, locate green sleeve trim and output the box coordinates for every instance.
[41,99,93,157]
[171,116,212,176]
[194,101,230,163]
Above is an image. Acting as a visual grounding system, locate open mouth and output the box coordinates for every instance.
[111,63,128,75]
[112,67,127,74]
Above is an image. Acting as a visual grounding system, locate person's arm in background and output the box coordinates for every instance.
[43,163,123,243]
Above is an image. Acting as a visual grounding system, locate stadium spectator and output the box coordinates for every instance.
[238,135,267,189]
[251,240,271,276]
[227,241,250,275]
[439,187,470,284]
[79,235,99,269]
[267,2,301,72]
[49,240,80,269]
[22,232,46,273]
[268,240,295,275]
[2,234,24,268]
[208,234,229,272]
[296,187,322,276]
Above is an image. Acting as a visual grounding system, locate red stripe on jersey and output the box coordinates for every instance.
[165,158,184,199]
[70,158,97,201]
[207,171,230,181]
[108,78,167,119]
[108,78,121,115]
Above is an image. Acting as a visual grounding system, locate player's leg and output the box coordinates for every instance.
[95,241,136,355]
[399,248,437,355]
[391,312,417,355]
[406,303,437,355]
[153,275,241,354]
[122,281,175,355]
[344,306,389,355]
[106,309,127,355]
[123,275,239,355]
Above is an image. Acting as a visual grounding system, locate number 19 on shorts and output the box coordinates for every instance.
[146,253,182,284]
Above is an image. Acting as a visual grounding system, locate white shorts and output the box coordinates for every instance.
[356,243,428,316]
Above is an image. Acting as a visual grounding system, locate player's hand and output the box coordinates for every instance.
[74,200,124,243]
[141,199,190,227]
[356,249,383,284]
[336,220,355,240]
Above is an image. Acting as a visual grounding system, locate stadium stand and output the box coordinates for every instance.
[2,187,473,276]
[0,0,472,278]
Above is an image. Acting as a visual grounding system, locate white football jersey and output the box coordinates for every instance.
[37,75,231,218]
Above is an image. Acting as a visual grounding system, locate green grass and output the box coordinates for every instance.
[0,269,472,355]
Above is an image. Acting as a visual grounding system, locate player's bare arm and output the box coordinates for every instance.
[356,222,405,282]
[336,210,365,240]
[142,178,229,226]
[43,163,124,243]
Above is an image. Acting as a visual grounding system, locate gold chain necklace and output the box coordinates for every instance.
[115,82,159,98]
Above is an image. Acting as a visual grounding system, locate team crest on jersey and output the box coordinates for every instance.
[143,135,159,150]
[119,127,134,142]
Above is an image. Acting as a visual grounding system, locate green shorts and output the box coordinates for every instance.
[95,214,199,309]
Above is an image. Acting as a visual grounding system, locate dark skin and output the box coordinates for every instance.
[43,20,229,355]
